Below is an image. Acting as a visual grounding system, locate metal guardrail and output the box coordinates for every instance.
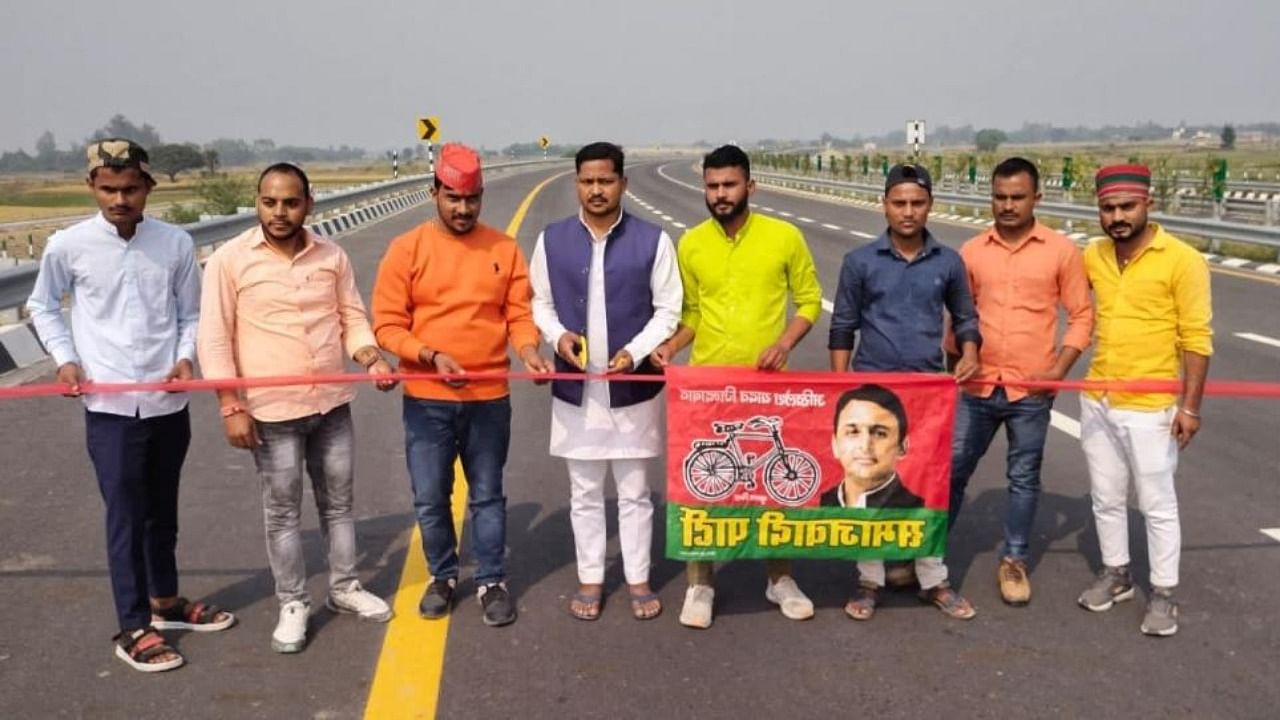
[754,171,1280,252]
[0,158,564,313]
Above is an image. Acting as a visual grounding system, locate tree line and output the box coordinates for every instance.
[0,115,367,179]
[760,121,1275,152]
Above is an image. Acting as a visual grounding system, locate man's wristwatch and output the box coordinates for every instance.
[422,348,437,365]
[220,403,245,418]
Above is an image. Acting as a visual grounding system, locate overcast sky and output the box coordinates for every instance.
[3,0,1277,153]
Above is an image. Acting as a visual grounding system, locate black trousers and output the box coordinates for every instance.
[85,406,191,631]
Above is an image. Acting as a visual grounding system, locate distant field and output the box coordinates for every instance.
[815,141,1280,180]
[0,164,415,224]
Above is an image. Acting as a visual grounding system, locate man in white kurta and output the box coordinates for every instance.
[529,142,681,621]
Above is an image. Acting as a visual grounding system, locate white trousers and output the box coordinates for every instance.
[567,458,653,585]
[1080,397,1181,588]
[856,557,948,590]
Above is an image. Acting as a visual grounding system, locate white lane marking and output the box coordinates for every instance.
[650,208,664,216]
[797,216,815,224]
[1221,257,1251,268]
[656,163,705,193]
[1235,332,1280,349]
[850,230,875,239]
[761,206,775,212]
[820,294,1084,440]
[777,211,794,217]
[750,203,759,209]
[1050,410,1081,439]
[822,223,842,230]
[1261,529,1280,543]
[661,215,674,222]
[672,222,686,229]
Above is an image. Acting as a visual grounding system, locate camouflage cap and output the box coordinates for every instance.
[86,138,154,181]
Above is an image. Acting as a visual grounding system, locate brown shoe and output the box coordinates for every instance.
[998,557,1031,606]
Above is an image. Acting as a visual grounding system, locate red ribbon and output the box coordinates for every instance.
[2,369,1278,400]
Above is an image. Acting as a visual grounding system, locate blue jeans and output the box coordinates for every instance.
[403,396,511,586]
[251,403,358,605]
[949,388,1052,561]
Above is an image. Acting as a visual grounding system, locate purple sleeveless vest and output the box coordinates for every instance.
[544,211,664,408]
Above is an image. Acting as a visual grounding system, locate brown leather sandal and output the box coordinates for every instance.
[844,583,881,621]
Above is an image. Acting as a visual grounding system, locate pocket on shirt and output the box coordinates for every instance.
[1011,274,1056,311]
[298,268,340,307]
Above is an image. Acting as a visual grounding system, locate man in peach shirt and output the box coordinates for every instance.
[950,157,1093,606]
[198,163,397,654]
[372,143,551,628]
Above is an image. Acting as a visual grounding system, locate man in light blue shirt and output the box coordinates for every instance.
[26,139,233,674]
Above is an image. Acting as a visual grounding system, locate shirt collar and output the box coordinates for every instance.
[577,207,626,241]
[712,210,755,243]
[92,211,146,239]
[837,473,899,506]
[874,229,938,260]
[1147,222,1170,250]
[1097,221,1170,260]
[249,225,317,256]
[983,221,1049,248]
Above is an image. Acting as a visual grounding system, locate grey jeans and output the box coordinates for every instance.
[251,403,358,605]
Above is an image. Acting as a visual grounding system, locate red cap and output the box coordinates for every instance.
[1095,164,1151,199]
[436,143,483,194]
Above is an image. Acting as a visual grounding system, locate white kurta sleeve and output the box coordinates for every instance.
[529,231,569,346]
[623,230,683,363]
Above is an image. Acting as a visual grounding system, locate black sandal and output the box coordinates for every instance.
[114,627,184,673]
[152,597,236,632]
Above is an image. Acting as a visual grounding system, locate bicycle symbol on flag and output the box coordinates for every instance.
[681,415,820,506]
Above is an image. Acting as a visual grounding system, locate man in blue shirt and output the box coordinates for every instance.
[828,163,980,622]
[27,140,233,673]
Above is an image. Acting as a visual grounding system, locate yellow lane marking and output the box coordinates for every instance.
[363,168,570,720]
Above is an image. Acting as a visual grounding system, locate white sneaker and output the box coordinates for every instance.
[679,585,715,629]
[765,575,814,620]
[272,600,310,654]
[327,582,393,623]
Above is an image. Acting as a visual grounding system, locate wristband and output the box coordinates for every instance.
[1178,407,1200,418]
[220,403,245,418]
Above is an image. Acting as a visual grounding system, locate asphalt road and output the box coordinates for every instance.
[0,158,1276,719]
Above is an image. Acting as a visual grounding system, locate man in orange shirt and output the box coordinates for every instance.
[372,143,551,627]
[950,157,1093,605]
[199,163,398,654]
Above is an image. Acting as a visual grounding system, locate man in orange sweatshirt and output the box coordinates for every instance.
[372,143,551,627]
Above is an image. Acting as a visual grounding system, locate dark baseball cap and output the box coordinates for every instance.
[885,163,932,195]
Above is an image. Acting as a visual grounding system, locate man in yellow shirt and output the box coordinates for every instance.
[1076,164,1212,638]
[654,144,823,629]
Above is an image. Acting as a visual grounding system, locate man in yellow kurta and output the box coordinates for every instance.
[654,144,823,629]
[1075,164,1213,638]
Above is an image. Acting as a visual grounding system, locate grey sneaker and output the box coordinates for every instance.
[1078,565,1135,612]
[478,582,516,627]
[1141,587,1179,637]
